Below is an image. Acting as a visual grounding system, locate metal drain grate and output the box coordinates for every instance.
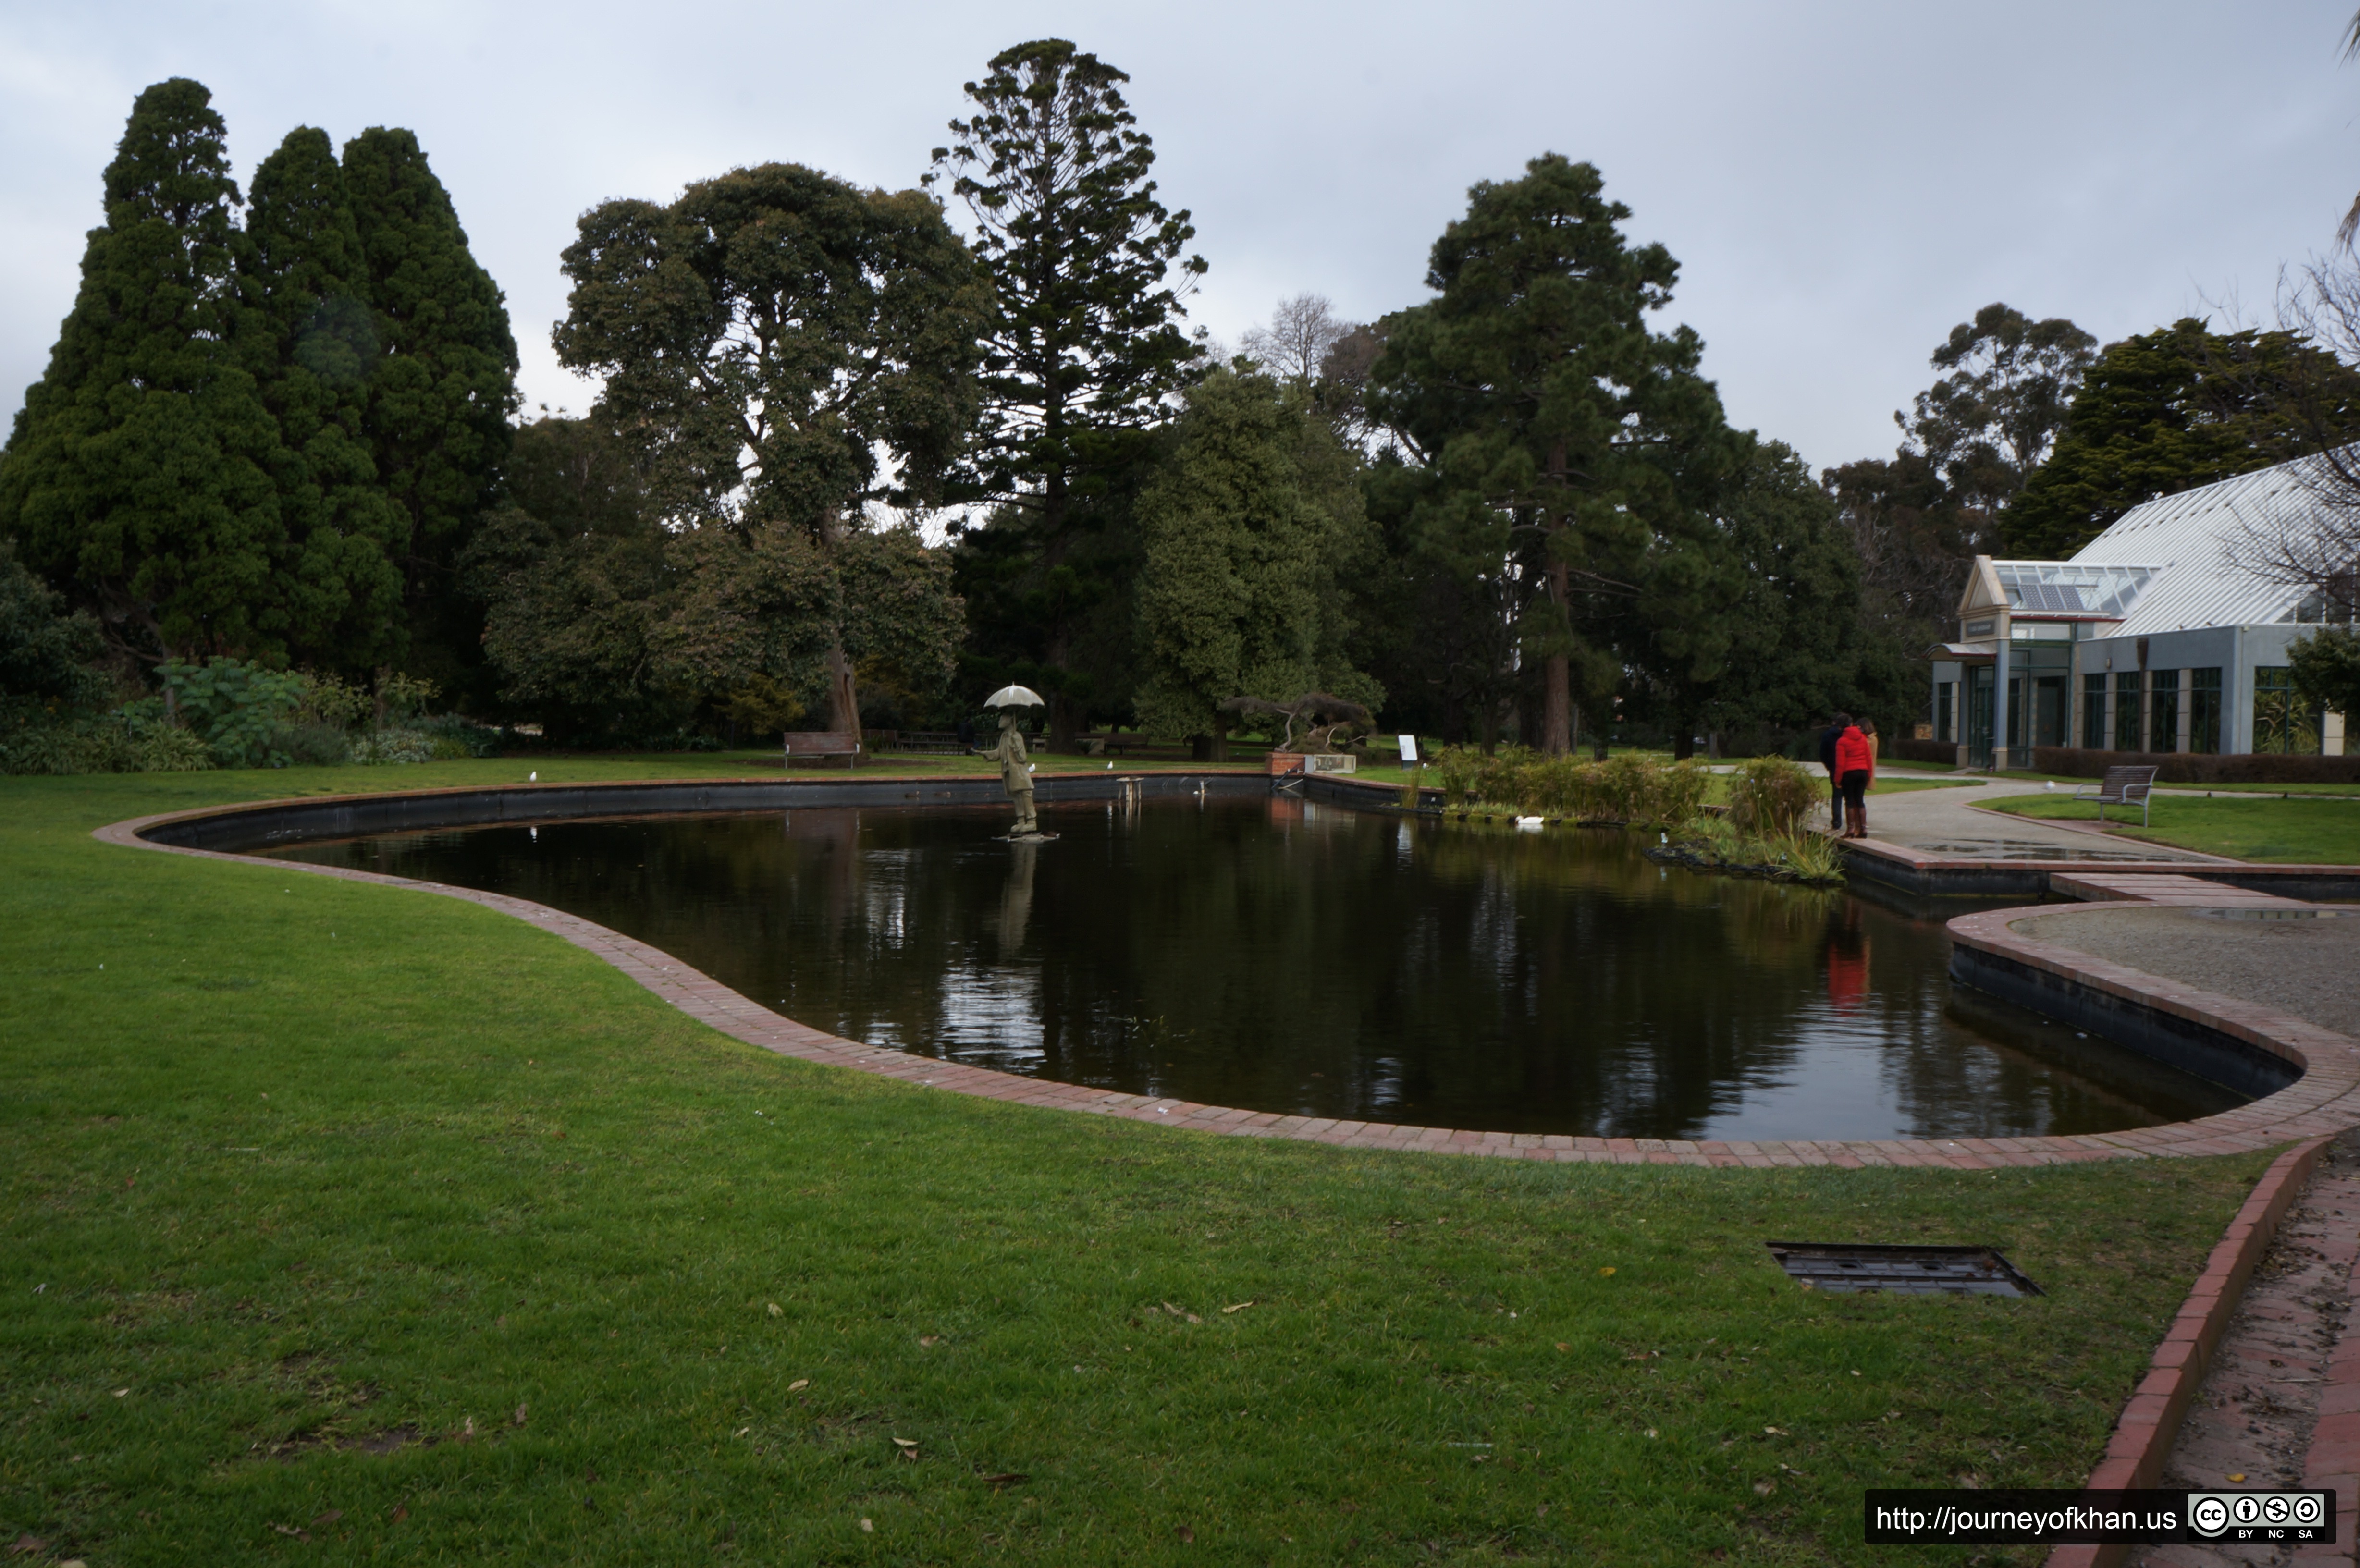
[1764,1242,2042,1297]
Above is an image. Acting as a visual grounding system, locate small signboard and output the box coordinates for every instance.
[1398,734,1419,764]
[1964,618,1997,638]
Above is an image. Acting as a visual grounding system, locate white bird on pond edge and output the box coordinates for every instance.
[530,771,537,782]
[1515,816,1544,831]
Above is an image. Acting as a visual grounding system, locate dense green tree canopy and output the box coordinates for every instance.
[2288,626,2360,726]
[1900,303,2096,523]
[1132,368,1376,751]
[240,126,410,674]
[2004,318,2360,558]
[555,162,983,733]
[0,539,106,708]
[0,78,287,663]
[930,38,1206,741]
[342,126,518,695]
[1642,440,1913,750]
[1370,154,1738,755]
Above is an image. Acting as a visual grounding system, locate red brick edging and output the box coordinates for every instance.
[90,796,2360,1170]
[2045,1136,2336,1568]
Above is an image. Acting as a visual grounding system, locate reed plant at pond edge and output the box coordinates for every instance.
[1428,747,1711,829]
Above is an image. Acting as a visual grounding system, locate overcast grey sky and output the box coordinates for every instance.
[4,1,2357,476]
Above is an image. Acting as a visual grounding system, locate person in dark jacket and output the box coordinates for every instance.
[1833,718,1876,839]
[1818,715,1849,832]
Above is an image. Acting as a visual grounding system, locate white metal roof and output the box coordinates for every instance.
[2065,462,2315,633]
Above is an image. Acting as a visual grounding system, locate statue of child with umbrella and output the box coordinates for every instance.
[983,686,1051,839]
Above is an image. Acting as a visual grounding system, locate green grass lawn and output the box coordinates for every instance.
[0,761,2284,1565]
[1985,791,2360,864]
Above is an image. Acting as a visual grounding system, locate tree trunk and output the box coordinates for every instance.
[1673,727,1695,761]
[1540,441,1576,756]
[1542,552,1573,754]
[824,643,860,740]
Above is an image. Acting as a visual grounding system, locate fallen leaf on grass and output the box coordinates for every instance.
[1221,1301,1254,1314]
[859,1519,873,1533]
[390,1506,408,1522]
[1555,1342,1569,1352]
[767,1302,782,1317]
[788,1379,809,1392]
[513,1404,527,1427]
[979,1472,1028,1488]
[111,1388,128,1398]
[1752,1481,1775,1497]
[892,1437,918,1449]
[1176,1523,1195,1543]
[312,1510,342,1528]
[9,1536,48,1556]
[920,1335,941,1347]
[735,1427,750,1437]
[270,1523,311,1541]
[1763,1426,1786,1436]
[1598,1266,1616,1277]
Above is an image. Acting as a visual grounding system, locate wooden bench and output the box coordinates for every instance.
[782,731,861,767]
[2073,763,2159,826]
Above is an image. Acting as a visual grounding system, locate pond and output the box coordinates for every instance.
[265,794,2243,1143]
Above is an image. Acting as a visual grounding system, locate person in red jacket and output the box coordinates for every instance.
[1832,718,1875,839]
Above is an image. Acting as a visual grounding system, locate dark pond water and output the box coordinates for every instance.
[265,796,2244,1142]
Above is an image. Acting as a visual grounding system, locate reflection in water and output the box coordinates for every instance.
[268,796,2243,1142]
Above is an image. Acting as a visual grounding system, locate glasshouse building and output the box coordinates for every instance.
[1927,459,2353,769]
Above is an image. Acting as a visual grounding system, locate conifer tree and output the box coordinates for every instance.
[929,39,1205,743]
[240,126,409,673]
[0,78,287,663]
[1372,155,1737,755]
[1133,369,1377,754]
[341,127,519,695]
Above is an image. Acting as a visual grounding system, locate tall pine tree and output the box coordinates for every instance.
[0,78,288,663]
[240,126,409,674]
[929,39,1205,744]
[342,127,519,698]
[1372,156,1738,755]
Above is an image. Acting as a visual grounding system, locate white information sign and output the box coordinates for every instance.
[1397,734,1419,764]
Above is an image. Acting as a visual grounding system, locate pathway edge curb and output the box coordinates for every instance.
[2043,1134,2336,1568]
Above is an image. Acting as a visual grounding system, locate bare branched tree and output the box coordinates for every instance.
[2218,258,2360,619]
[1241,293,1352,387]
[1315,321,1393,454]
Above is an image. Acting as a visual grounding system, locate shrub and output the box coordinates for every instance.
[1726,755,1820,837]
[271,721,352,767]
[411,712,503,758]
[0,709,213,775]
[1418,746,1709,829]
[350,729,440,765]
[159,658,310,768]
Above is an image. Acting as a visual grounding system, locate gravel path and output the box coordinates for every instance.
[1842,777,2218,860]
[2135,1135,2360,1567]
[2008,906,2360,1041]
